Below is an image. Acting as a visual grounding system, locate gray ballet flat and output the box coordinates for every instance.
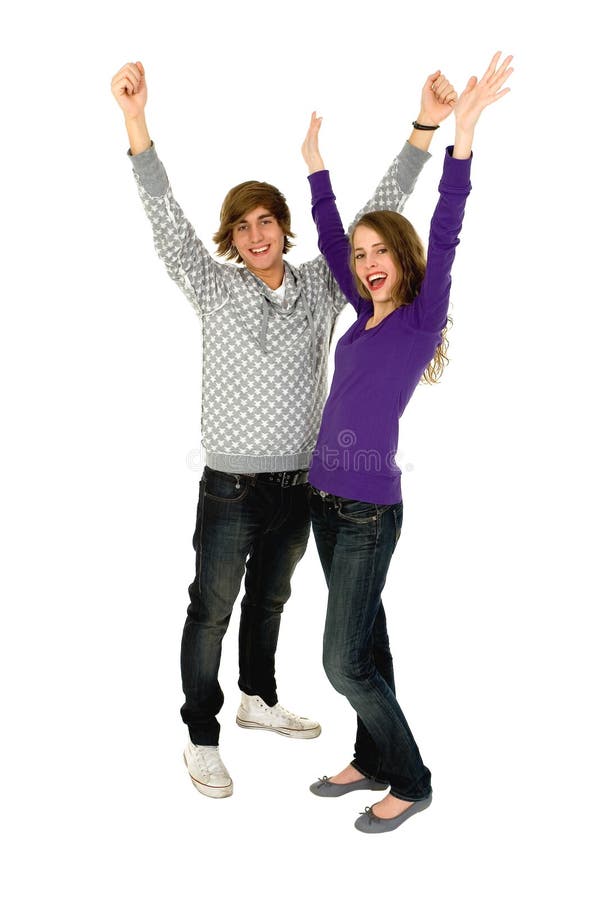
[354,793,432,833]
[309,774,389,797]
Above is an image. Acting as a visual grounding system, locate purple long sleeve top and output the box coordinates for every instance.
[308,148,472,504]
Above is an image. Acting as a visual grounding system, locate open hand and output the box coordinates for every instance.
[301,111,325,174]
[454,51,513,133]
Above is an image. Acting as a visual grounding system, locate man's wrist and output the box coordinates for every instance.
[416,109,438,127]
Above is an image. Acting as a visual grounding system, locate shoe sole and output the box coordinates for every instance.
[183,752,233,798]
[236,716,321,739]
[354,794,432,833]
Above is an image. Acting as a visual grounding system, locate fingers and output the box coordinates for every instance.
[308,110,323,137]
[111,61,143,96]
[487,87,511,105]
[482,50,502,82]
[480,53,514,104]
[429,72,457,107]
[482,52,514,87]
[425,69,441,89]
[302,111,323,161]
[431,73,448,95]
[434,79,455,104]
[490,57,514,92]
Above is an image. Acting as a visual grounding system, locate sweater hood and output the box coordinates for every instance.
[234,262,317,379]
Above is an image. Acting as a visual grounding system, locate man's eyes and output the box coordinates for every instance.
[236,218,272,231]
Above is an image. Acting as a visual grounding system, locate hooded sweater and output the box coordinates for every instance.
[307,148,472,503]
[129,142,429,473]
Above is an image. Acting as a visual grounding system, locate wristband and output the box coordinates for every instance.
[412,121,439,131]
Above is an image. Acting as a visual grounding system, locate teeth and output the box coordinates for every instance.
[251,246,269,254]
[368,274,386,284]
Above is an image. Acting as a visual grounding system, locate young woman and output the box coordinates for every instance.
[301,52,513,834]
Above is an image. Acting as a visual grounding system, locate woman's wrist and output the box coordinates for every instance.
[452,126,474,159]
[307,156,325,174]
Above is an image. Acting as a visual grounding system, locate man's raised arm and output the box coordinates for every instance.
[111,61,224,318]
[349,69,457,228]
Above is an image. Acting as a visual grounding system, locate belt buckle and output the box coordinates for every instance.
[281,471,291,488]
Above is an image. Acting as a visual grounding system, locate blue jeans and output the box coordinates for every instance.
[181,467,311,745]
[310,488,432,801]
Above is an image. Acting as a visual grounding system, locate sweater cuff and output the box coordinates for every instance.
[397,140,431,192]
[128,142,169,197]
[440,146,472,192]
[308,169,334,202]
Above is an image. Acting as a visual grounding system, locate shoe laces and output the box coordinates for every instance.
[189,745,226,777]
[271,702,303,723]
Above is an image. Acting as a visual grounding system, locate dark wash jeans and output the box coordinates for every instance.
[310,488,432,801]
[181,466,311,745]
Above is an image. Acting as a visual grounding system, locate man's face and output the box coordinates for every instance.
[231,206,285,277]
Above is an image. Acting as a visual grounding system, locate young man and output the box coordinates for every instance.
[111,60,453,798]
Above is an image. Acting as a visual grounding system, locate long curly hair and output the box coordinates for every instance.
[351,210,451,383]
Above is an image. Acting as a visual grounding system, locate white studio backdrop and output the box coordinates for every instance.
[1,1,598,898]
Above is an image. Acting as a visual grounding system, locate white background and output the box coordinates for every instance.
[1,1,598,897]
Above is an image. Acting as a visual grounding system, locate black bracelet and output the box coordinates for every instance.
[412,120,439,131]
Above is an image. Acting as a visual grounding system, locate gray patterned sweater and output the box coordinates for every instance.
[130,142,430,473]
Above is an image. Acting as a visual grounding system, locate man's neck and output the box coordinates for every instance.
[246,261,285,291]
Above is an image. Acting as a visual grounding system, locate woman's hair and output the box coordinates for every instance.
[350,210,450,384]
[213,181,295,262]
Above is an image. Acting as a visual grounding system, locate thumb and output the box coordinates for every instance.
[464,75,477,93]
[136,60,145,77]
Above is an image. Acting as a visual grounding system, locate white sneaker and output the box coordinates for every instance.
[183,742,233,798]
[236,693,321,739]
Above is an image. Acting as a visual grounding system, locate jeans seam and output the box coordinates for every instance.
[351,515,383,778]
[239,535,265,696]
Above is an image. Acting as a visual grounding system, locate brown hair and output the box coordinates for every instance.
[351,210,451,384]
[213,181,295,263]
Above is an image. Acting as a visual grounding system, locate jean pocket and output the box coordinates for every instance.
[336,499,380,524]
[202,468,249,503]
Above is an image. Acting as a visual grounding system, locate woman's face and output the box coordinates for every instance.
[352,224,401,304]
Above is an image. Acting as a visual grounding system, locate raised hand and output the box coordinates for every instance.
[454,51,513,133]
[301,111,325,174]
[419,70,458,126]
[111,61,147,119]
[451,51,513,158]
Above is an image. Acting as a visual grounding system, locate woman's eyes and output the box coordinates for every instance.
[354,248,387,260]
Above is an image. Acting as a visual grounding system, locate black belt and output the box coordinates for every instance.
[252,469,309,487]
[207,467,308,488]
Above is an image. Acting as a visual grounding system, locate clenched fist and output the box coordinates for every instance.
[111,61,147,118]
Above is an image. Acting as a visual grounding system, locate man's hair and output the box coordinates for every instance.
[213,181,295,263]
